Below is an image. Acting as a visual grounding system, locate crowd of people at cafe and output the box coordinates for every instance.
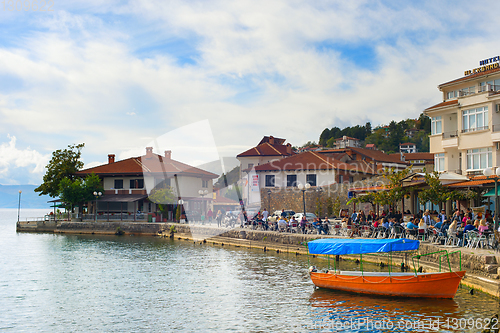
[239,207,496,247]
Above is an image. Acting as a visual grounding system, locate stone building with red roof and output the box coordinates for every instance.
[76,147,218,220]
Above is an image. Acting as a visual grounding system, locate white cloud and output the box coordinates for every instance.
[0,135,50,184]
[1,0,500,184]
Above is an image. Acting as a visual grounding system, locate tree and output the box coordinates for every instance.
[35,143,85,197]
[59,173,103,217]
[148,187,177,216]
[349,167,413,209]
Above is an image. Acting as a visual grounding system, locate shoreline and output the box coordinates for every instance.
[17,220,500,298]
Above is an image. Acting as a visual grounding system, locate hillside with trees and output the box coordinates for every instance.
[318,113,431,153]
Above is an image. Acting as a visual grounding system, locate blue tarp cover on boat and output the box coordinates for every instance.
[307,238,419,255]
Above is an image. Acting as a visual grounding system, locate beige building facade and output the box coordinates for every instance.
[424,58,500,176]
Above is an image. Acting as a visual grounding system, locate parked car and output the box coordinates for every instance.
[272,210,296,219]
[293,212,317,221]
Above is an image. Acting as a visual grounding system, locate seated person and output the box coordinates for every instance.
[434,220,443,230]
[418,218,428,231]
[312,218,326,234]
[406,219,417,230]
[277,216,288,231]
[478,219,489,235]
[464,220,475,232]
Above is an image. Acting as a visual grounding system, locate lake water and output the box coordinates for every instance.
[1,208,500,332]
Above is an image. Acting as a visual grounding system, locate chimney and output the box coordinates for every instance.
[269,136,275,145]
[108,154,115,164]
[145,147,153,158]
[286,143,291,154]
[164,150,171,159]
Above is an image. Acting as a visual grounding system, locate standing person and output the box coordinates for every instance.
[207,209,213,224]
[439,210,447,223]
[216,210,222,227]
[423,210,432,226]
[351,210,358,223]
[262,208,269,222]
[300,215,307,234]
[281,209,287,219]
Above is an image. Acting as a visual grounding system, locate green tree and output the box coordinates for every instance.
[148,187,177,216]
[59,173,103,217]
[35,143,85,197]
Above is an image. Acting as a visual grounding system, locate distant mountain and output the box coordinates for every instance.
[0,185,54,208]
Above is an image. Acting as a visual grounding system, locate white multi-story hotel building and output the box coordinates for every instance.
[424,56,500,176]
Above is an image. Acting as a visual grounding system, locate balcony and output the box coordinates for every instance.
[442,131,458,148]
[478,84,500,94]
[461,126,489,134]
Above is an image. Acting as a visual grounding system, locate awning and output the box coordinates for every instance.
[484,188,500,197]
[99,194,148,202]
[308,238,420,255]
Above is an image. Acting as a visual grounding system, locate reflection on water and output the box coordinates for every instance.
[308,279,499,332]
[1,209,499,332]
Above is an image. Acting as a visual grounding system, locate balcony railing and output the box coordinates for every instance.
[478,84,500,93]
[442,131,458,139]
[461,126,489,133]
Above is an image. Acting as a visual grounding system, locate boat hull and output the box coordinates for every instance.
[310,271,466,299]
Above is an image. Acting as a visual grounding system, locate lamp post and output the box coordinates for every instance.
[178,199,184,223]
[267,189,272,212]
[297,183,311,216]
[198,189,208,223]
[93,191,102,222]
[484,167,500,229]
[17,190,22,223]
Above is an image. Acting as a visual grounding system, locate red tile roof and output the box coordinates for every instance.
[399,142,415,146]
[403,152,434,161]
[76,152,218,179]
[439,66,500,88]
[258,136,286,146]
[237,142,294,158]
[320,147,407,165]
[447,175,495,187]
[253,151,373,173]
[424,100,459,111]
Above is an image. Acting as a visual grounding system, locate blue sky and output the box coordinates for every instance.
[1,0,500,185]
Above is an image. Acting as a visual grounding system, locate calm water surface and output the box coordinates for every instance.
[1,208,499,332]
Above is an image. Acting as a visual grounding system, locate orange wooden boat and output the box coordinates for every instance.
[308,238,465,299]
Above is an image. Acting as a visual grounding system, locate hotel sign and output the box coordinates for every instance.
[464,56,500,76]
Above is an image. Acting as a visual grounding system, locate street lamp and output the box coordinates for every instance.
[93,191,102,222]
[198,189,208,223]
[297,183,311,216]
[178,199,184,223]
[267,189,272,212]
[484,167,500,229]
[17,190,22,223]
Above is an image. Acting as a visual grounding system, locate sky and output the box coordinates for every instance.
[1,0,500,185]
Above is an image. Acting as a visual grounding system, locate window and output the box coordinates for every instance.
[435,153,445,172]
[447,90,458,99]
[130,179,144,189]
[431,116,442,135]
[248,163,254,170]
[286,175,297,187]
[466,148,492,171]
[480,79,500,92]
[202,180,209,188]
[114,179,123,189]
[349,176,354,183]
[338,175,344,183]
[462,107,488,133]
[306,174,317,186]
[459,86,475,97]
[265,175,275,187]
